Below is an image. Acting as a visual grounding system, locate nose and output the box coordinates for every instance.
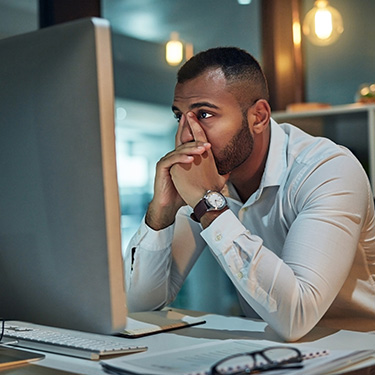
[179,115,194,144]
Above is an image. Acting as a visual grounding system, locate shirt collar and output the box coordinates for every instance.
[261,118,288,188]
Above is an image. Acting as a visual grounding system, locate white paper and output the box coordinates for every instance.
[101,339,375,375]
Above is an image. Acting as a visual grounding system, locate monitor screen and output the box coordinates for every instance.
[0,17,127,334]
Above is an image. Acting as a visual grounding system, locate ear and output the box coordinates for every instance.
[247,99,271,135]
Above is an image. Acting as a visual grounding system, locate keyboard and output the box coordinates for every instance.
[4,322,147,360]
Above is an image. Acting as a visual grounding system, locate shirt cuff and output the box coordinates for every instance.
[200,209,248,256]
[133,215,175,251]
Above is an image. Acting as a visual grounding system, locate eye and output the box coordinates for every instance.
[173,112,182,122]
[197,111,213,120]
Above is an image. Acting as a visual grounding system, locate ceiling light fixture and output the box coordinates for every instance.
[166,32,183,66]
[302,0,344,46]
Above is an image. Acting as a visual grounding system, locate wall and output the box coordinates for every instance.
[302,0,375,105]
[0,0,37,39]
[112,33,178,106]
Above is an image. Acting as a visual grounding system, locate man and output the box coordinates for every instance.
[124,47,375,341]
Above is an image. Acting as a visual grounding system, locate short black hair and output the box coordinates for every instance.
[177,47,269,106]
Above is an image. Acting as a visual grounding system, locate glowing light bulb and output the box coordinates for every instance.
[166,32,183,66]
[314,8,333,40]
[303,0,343,46]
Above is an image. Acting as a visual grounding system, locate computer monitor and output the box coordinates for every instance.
[0,18,127,334]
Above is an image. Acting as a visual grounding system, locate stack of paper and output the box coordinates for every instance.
[101,340,375,375]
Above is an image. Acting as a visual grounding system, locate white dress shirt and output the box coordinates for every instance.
[125,119,375,341]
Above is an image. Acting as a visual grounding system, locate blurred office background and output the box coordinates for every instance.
[0,0,374,315]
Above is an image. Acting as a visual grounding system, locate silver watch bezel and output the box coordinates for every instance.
[204,190,227,210]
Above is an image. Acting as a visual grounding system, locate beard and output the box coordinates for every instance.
[214,116,254,175]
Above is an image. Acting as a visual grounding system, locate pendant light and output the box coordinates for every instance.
[166,32,183,66]
[303,0,344,46]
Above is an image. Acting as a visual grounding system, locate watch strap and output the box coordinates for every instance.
[192,199,210,222]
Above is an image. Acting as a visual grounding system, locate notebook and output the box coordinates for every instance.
[119,310,206,338]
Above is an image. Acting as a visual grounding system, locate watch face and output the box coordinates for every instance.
[205,191,227,209]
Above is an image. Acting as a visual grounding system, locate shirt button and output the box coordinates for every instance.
[237,272,243,279]
[215,233,222,242]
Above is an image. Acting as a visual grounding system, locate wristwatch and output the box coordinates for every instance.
[192,190,228,222]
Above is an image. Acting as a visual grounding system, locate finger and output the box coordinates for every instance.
[175,141,211,155]
[159,145,208,171]
[159,150,194,168]
[175,113,186,148]
[186,112,208,143]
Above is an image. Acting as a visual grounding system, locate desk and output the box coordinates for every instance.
[3,311,375,375]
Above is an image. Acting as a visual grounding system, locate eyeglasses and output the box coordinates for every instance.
[210,346,303,375]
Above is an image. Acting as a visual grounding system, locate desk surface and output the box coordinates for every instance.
[3,311,375,375]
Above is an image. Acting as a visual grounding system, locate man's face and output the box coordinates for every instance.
[172,68,254,175]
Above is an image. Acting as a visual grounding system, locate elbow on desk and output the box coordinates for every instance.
[265,309,320,342]
[126,281,171,312]
[270,320,317,342]
[277,331,306,343]
[126,292,168,313]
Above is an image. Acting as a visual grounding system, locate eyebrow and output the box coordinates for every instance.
[172,102,220,113]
